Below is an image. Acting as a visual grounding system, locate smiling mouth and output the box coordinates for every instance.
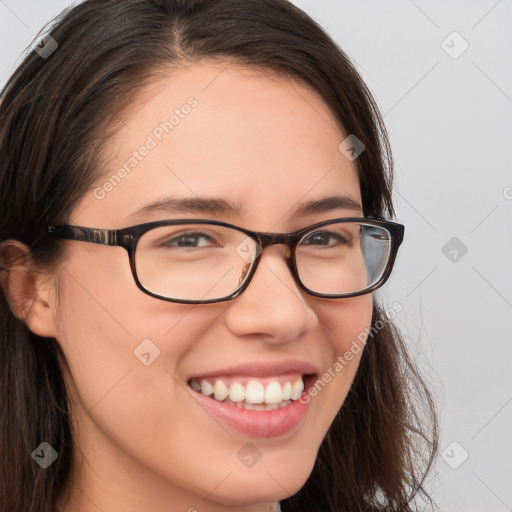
[187,373,315,411]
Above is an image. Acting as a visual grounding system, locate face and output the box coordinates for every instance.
[52,60,373,511]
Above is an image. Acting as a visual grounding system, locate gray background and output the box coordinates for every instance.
[1,1,511,511]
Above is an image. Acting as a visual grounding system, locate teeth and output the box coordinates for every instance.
[282,382,292,401]
[189,376,306,407]
[264,381,282,404]
[213,380,229,401]
[291,379,304,400]
[200,380,213,397]
[245,380,265,404]
[229,382,245,402]
[238,400,292,411]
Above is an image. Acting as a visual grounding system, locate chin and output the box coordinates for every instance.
[204,460,314,506]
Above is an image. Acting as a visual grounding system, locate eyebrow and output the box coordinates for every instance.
[126,194,362,220]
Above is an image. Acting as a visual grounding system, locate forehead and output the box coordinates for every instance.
[74,59,362,229]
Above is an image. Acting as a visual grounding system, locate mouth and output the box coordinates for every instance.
[187,373,315,411]
[185,360,319,437]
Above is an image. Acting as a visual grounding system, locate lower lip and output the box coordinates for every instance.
[187,376,315,438]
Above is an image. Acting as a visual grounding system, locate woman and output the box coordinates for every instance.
[0,1,438,511]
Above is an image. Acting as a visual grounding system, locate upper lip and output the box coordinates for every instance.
[189,359,319,381]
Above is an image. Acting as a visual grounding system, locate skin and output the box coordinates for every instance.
[2,59,372,512]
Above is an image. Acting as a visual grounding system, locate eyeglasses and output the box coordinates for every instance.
[46,217,404,304]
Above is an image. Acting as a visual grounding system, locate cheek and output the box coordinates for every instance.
[54,250,168,424]
[305,294,373,422]
[317,293,373,359]
[53,259,217,491]
[53,251,225,431]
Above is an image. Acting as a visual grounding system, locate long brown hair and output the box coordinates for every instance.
[0,1,438,511]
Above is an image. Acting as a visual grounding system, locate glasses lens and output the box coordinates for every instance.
[134,221,393,301]
[135,224,259,301]
[296,221,392,295]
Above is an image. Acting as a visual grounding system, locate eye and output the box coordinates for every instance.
[159,231,220,249]
[363,225,391,242]
[301,230,350,247]
[369,231,389,241]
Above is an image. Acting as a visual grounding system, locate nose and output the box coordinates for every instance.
[224,244,318,343]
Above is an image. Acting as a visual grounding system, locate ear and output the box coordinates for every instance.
[0,240,59,338]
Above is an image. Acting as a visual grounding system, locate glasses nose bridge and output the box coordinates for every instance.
[242,231,297,290]
[254,231,298,258]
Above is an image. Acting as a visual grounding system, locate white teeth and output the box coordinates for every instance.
[189,376,307,407]
[241,400,292,411]
[245,380,265,404]
[229,382,245,403]
[213,380,229,401]
[264,381,283,404]
[291,379,304,400]
[200,380,213,396]
[282,382,292,401]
